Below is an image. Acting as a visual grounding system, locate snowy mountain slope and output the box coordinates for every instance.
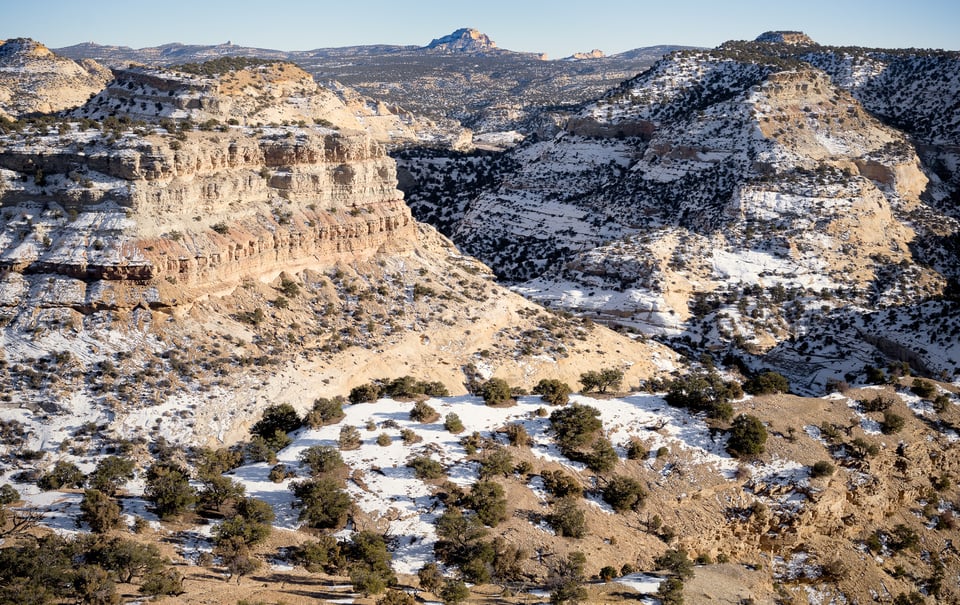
[403,43,960,389]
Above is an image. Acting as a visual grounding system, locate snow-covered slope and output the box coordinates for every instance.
[403,44,960,391]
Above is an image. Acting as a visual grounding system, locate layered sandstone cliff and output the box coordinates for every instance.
[0,125,413,312]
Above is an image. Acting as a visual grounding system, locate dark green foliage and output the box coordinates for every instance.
[602,475,646,512]
[444,413,465,433]
[435,507,488,551]
[139,568,184,596]
[299,445,345,476]
[347,531,396,595]
[467,480,508,527]
[410,399,439,422]
[417,562,443,592]
[197,474,245,511]
[504,422,531,447]
[292,535,343,574]
[893,592,925,605]
[533,378,572,405]
[541,470,583,499]
[859,394,894,412]
[865,365,888,384]
[268,463,293,483]
[550,403,603,451]
[339,425,362,450]
[89,456,135,496]
[549,551,588,605]
[350,383,382,404]
[401,428,423,444]
[626,438,647,460]
[932,394,951,413]
[244,436,278,464]
[80,489,122,533]
[599,565,618,581]
[657,576,685,605]
[304,397,345,427]
[586,436,618,473]
[743,371,790,395]
[0,483,18,505]
[849,437,880,459]
[479,447,514,478]
[214,497,274,547]
[79,535,168,583]
[547,497,587,538]
[195,446,244,476]
[655,548,695,579]
[144,462,196,519]
[881,410,906,434]
[579,367,624,394]
[439,579,470,605]
[408,456,445,480]
[250,403,302,447]
[664,371,742,420]
[911,378,937,398]
[479,377,513,406]
[292,478,352,530]
[172,56,282,76]
[725,414,767,458]
[38,460,85,490]
[377,589,417,605]
[380,376,449,399]
[810,460,836,478]
[72,564,119,605]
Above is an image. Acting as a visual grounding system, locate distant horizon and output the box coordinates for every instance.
[3,0,958,59]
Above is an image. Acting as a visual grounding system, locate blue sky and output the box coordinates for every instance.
[4,0,958,57]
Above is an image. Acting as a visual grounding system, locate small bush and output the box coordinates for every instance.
[408,456,445,480]
[880,410,905,434]
[743,371,790,395]
[810,460,836,478]
[911,378,936,398]
[80,489,122,532]
[38,460,85,490]
[376,433,392,447]
[304,397,345,427]
[542,470,583,499]
[467,480,508,527]
[444,413,465,434]
[410,400,439,423]
[587,437,618,473]
[602,475,646,513]
[400,428,422,444]
[599,565,618,581]
[655,548,694,579]
[547,497,587,538]
[339,425,362,450]
[504,422,531,447]
[478,378,513,406]
[479,448,514,478]
[626,438,647,460]
[350,383,381,404]
[300,445,345,476]
[726,414,767,458]
[580,367,624,394]
[533,379,571,405]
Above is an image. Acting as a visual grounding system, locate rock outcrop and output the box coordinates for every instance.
[0,62,422,314]
[0,38,111,119]
[425,28,499,54]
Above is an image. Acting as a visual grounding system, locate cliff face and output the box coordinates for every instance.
[0,109,412,313]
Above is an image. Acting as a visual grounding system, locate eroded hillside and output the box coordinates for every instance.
[401,41,960,392]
